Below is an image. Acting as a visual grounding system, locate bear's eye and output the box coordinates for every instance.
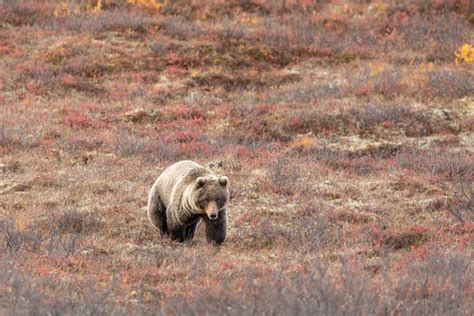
[216,197,226,208]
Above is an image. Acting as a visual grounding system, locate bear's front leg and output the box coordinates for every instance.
[184,222,198,241]
[168,227,186,242]
[203,209,227,245]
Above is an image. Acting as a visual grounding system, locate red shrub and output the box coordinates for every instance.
[168,104,206,121]
[166,52,181,65]
[224,144,251,159]
[175,130,195,143]
[182,117,205,128]
[37,137,52,152]
[179,141,213,157]
[25,80,46,95]
[164,66,189,76]
[62,111,92,129]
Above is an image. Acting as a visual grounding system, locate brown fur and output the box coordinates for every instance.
[147,160,229,244]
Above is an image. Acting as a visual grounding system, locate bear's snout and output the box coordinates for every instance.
[205,201,219,220]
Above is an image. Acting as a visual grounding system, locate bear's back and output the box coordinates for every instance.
[156,160,208,207]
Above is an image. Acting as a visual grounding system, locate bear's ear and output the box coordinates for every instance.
[197,177,207,187]
[219,176,228,187]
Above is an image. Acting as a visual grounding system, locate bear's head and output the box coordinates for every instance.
[192,176,229,220]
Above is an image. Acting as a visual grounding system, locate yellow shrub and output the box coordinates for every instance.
[369,61,386,77]
[455,44,474,64]
[84,0,167,12]
[291,136,315,150]
[126,0,167,11]
[241,14,258,26]
[85,0,102,12]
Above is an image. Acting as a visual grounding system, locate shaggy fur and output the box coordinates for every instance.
[148,160,229,244]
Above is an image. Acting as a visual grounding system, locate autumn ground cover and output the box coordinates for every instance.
[0,0,473,314]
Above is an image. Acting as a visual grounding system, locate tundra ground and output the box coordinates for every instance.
[0,1,473,314]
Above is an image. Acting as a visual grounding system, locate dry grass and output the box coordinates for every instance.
[1,0,473,314]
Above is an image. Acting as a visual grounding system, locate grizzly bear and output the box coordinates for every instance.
[147,160,229,244]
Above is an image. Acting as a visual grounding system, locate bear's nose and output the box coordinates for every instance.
[209,214,218,220]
